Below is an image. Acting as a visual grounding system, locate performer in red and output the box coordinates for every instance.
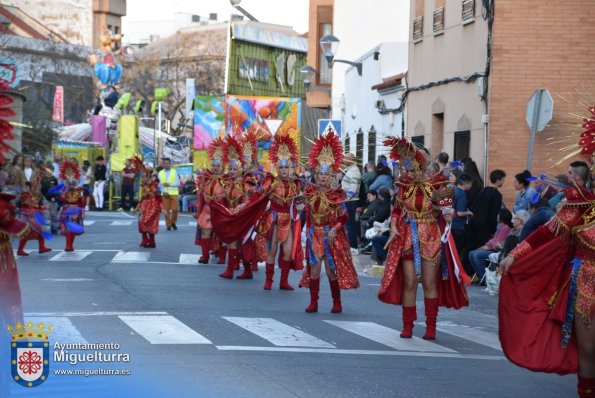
[195,138,227,263]
[135,158,161,248]
[58,160,85,252]
[16,190,52,256]
[378,137,469,340]
[499,158,595,395]
[259,133,303,290]
[300,133,359,313]
[0,192,28,325]
[218,135,246,279]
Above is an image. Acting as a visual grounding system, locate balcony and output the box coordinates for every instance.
[412,16,423,43]
[433,7,445,36]
[462,0,475,25]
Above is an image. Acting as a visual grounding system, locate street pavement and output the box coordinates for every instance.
[7,211,576,398]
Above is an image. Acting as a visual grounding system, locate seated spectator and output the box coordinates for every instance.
[468,208,513,279]
[361,161,376,193]
[519,198,555,241]
[512,170,537,212]
[360,188,391,252]
[368,162,393,191]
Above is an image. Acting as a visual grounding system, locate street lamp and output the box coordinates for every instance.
[299,65,316,90]
[229,0,259,21]
[320,34,362,76]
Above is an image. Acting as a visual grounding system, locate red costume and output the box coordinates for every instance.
[378,137,469,340]
[0,193,28,325]
[134,158,161,248]
[16,191,51,256]
[195,138,227,264]
[300,133,359,314]
[58,160,85,252]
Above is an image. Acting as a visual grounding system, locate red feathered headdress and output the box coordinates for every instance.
[222,134,244,168]
[59,160,80,181]
[384,137,427,170]
[309,133,343,173]
[579,106,595,157]
[270,134,298,167]
[0,89,15,164]
[130,155,145,175]
[208,137,225,164]
[241,131,259,166]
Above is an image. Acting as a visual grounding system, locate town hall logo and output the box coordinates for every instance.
[8,321,52,387]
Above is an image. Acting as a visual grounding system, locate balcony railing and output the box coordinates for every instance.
[412,16,423,42]
[462,0,475,24]
[433,7,445,35]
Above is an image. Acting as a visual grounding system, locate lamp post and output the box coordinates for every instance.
[320,35,362,76]
[299,66,316,90]
[230,0,259,21]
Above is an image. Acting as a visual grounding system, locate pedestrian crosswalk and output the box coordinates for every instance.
[21,311,503,360]
[80,219,197,227]
[38,250,213,265]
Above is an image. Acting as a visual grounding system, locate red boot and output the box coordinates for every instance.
[251,262,259,271]
[263,263,275,290]
[279,260,294,291]
[219,249,238,279]
[578,376,595,398]
[145,234,156,248]
[236,262,253,279]
[64,233,74,252]
[305,278,320,313]
[329,279,342,313]
[217,247,227,264]
[198,238,211,264]
[400,306,417,338]
[38,238,52,254]
[139,233,149,247]
[16,239,28,256]
[423,297,439,340]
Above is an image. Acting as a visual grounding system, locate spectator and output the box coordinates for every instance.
[181,175,197,213]
[512,170,536,212]
[0,162,8,191]
[82,160,93,211]
[360,188,391,251]
[437,152,449,173]
[468,208,513,279]
[548,174,570,209]
[451,173,474,258]
[7,155,26,193]
[510,209,530,238]
[426,162,440,178]
[361,161,376,193]
[463,159,484,208]
[448,168,462,187]
[467,169,506,253]
[341,153,362,253]
[52,153,62,179]
[93,155,107,210]
[369,162,393,191]
[119,158,137,211]
[22,156,35,184]
[519,199,555,241]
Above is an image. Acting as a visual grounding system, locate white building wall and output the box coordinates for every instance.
[343,42,407,167]
[332,0,409,120]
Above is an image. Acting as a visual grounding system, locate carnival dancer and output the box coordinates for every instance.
[134,158,161,248]
[259,133,304,290]
[58,160,85,252]
[499,158,595,397]
[15,190,52,256]
[300,133,359,313]
[195,138,227,264]
[0,192,28,325]
[378,137,469,340]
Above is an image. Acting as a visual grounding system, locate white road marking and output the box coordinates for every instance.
[49,251,93,261]
[179,254,200,264]
[188,221,197,227]
[27,316,87,343]
[436,321,502,351]
[118,315,212,344]
[110,220,133,226]
[159,220,166,226]
[324,320,456,353]
[216,346,503,360]
[26,311,168,317]
[84,221,95,226]
[112,251,151,263]
[223,317,335,348]
[42,278,94,282]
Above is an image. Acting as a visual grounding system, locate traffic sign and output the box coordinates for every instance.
[318,119,342,138]
[525,89,554,171]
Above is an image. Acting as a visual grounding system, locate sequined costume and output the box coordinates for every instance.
[499,185,595,375]
[58,160,85,252]
[0,193,28,325]
[138,174,161,248]
[16,191,51,256]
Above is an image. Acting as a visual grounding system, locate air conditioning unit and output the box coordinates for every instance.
[375,99,385,109]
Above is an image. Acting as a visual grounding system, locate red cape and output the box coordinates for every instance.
[498,236,577,375]
[210,193,269,244]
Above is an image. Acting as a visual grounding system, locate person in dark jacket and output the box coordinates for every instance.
[519,199,555,241]
[360,187,391,251]
[467,169,506,252]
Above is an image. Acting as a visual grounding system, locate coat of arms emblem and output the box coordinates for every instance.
[8,321,52,388]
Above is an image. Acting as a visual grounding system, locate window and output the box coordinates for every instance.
[356,130,364,164]
[107,24,112,32]
[114,26,119,34]
[368,127,376,166]
[462,0,475,24]
[412,16,423,42]
[433,7,445,35]
[344,134,350,154]
[454,131,470,161]
[411,135,425,147]
[318,23,332,84]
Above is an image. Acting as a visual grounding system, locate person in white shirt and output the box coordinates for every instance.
[23,156,34,183]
